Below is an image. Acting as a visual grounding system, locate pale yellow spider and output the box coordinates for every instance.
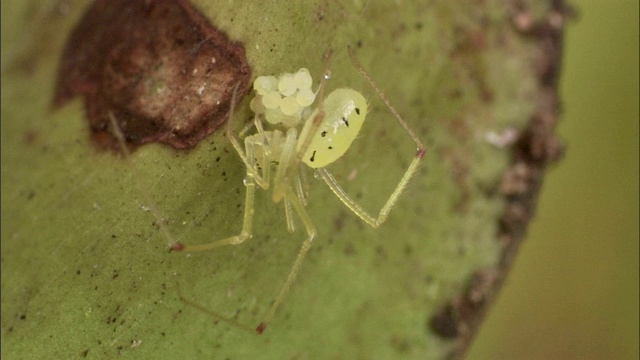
[171,47,426,334]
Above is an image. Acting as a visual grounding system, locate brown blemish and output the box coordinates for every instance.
[334,210,346,231]
[23,130,40,145]
[447,117,471,142]
[428,303,461,339]
[448,21,494,104]
[428,268,499,339]
[53,0,251,152]
[343,242,356,256]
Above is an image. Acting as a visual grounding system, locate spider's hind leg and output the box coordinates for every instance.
[257,186,317,334]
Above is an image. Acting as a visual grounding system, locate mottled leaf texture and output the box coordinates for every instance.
[2,1,569,359]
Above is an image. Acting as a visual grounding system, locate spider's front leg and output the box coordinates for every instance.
[170,164,257,252]
[171,132,273,251]
[225,111,270,189]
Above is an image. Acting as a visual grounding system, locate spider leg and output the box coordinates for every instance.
[253,116,272,186]
[173,132,275,251]
[226,122,269,189]
[284,165,310,232]
[313,47,427,228]
[294,164,309,206]
[283,198,297,233]
[237,120,255,138]
[225,87,270,189]
[316,157,421,228]
[276,48,334,197]
[176,282,255,334]
[254,114,271,156]
[172,163,257,251]
[253,127,322,333]
[257,185,317,334]
[347,46,425,151]
[272,127,299,202]
[107,112,178,247]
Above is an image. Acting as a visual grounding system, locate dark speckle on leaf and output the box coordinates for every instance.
[428,305,459,339]
[53,0,251,152]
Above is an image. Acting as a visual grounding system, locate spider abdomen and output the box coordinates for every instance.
[300,89,368,168]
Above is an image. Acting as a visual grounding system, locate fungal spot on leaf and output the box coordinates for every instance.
[53,0,251,152]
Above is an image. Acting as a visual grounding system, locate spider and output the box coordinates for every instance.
[171,47,426,334]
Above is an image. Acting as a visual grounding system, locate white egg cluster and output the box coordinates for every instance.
[250,68,316,127]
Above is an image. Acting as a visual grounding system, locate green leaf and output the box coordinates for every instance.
[1,0,566,358]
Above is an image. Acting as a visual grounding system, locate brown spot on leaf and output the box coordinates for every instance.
[23,130,40,145]
[53,0,251,152]
[428,304,459,339]
[428,268,499,340]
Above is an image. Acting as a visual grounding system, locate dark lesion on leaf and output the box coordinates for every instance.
[53,0,251,153]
